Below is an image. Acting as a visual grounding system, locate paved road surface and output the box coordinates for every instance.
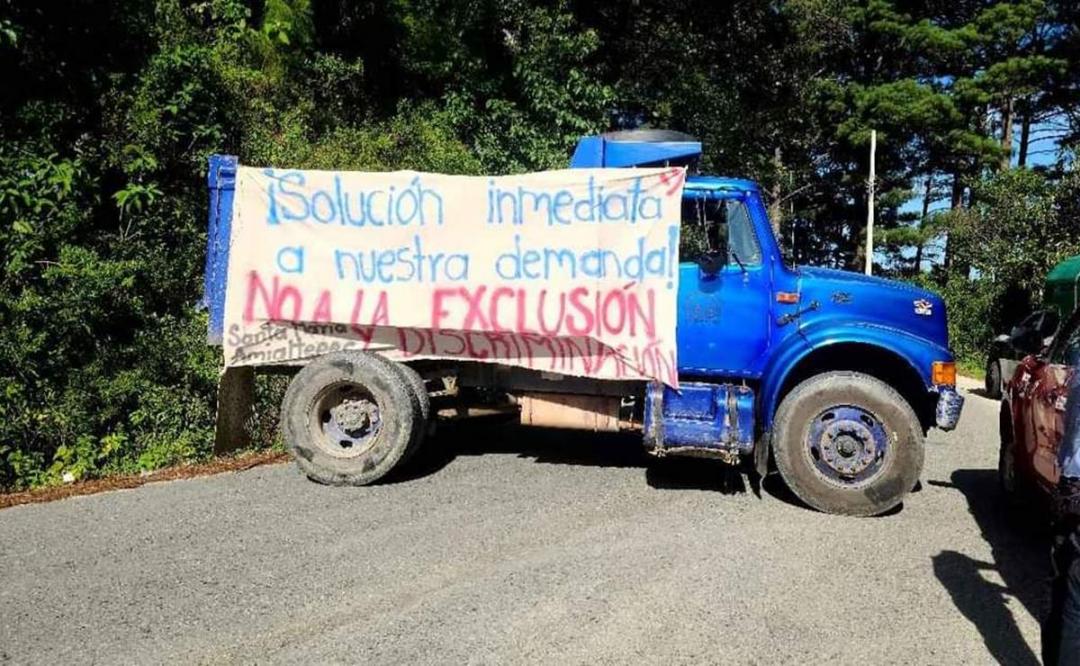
[0,382,1052,664]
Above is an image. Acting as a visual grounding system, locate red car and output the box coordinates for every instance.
[1000,307,1080,500]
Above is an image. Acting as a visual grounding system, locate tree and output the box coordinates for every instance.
[0,0,480,488]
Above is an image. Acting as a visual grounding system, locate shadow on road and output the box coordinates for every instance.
[385,422,752,495]
[387,422,931,513]
[929,469,1051,665]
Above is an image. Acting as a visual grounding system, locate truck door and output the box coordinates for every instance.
[676,195,772,376]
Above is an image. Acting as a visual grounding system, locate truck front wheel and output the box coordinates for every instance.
[772,371,924,517]
[281,351,419,486]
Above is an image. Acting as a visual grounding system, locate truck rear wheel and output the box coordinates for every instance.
[392,362,430,463]
[772,371,924,517]
[281,351,418,486]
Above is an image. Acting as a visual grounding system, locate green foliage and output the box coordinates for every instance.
[909,169,1080,367]
[914,269,1004,364]
[0,0,483,490]
[435,0,614,172]
[951,169,1076,303]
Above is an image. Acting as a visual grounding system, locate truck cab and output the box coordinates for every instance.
[569,131,963,514]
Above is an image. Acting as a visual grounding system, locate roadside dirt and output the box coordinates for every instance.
[0,450,290,510]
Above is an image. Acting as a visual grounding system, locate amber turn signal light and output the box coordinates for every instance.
[776,292,799,304]
[932,361,956,387]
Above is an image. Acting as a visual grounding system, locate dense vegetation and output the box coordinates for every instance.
[1,0,1078,489]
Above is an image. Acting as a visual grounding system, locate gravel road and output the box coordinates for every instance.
[0,382,1051,664]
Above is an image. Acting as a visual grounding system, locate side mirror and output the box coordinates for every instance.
[698,253,723,277]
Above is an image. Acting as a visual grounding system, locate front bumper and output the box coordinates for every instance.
[935,386,964,431]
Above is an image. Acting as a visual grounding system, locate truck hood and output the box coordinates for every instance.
[795,266,950,351]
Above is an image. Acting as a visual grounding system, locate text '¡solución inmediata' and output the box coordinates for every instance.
[262,170,668,228]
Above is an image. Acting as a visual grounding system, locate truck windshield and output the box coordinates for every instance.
[679,197,762,266]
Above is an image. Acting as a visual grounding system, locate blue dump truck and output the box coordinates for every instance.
[205,130,963,517]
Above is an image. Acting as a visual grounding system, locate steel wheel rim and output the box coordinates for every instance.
[310,381,382,459]
[805,404,890,488]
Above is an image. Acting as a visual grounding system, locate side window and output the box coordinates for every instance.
[1032,313,1045,333]
[1013,312,1041,336]
[679,197,761,266]
[1051,314,1080,366]
[1040,310,1061,337]
[726,201,761,265]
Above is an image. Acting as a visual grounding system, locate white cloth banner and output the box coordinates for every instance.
[223,165,685,385]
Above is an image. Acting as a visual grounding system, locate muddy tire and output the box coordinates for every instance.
[392,362,430,462]
[997,402,1029,505]
[985,358,1002,400]
[772,371,924,517]
[281,351,417,485]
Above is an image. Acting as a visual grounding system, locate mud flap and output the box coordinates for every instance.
[754,430,770,478]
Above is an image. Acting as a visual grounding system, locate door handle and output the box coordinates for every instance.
[777,300,820,326]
